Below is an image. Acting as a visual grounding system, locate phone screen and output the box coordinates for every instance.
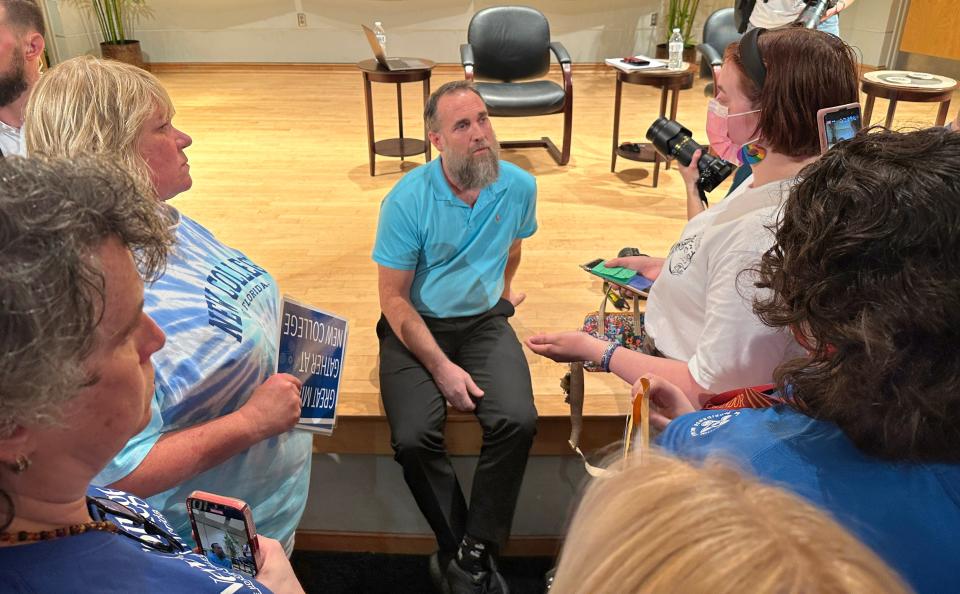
[189,497,258,577]
[822,106,861,150]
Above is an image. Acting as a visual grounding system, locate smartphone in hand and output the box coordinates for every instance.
[818,102,862,154]
[187,491,261,577]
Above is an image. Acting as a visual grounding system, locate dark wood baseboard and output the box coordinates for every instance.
[295,530,561,557]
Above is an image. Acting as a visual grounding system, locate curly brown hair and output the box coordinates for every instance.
[752,127,960,462]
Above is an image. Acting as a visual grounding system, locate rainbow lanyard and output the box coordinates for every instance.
[739,142,766,165]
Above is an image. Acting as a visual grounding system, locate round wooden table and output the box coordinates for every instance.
[609,64,695,187]
[358,58,435,176]
[860,70,958,128]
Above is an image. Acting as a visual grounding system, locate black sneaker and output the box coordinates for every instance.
[444,558,510,594]
[544,567,557,592]
[430,552,452,594]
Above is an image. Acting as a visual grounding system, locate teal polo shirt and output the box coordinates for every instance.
[373,158,537,318]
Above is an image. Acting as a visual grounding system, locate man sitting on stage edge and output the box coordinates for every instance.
[373,80,538,594]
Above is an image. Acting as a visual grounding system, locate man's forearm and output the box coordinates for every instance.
[108,410,266,497]
[382,295,448,373]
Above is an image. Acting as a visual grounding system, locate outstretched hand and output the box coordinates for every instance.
[525,331,604,364]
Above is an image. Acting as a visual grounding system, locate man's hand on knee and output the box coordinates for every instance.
[432,360,485,411]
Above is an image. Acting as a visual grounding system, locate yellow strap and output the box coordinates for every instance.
[623,377,650,462]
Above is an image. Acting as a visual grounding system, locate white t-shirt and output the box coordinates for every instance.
[750,0,806,28]
[644,175,804,392]
[0,119,24,157]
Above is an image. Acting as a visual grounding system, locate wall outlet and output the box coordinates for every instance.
[650,12,658,27]
[297,12,307,28]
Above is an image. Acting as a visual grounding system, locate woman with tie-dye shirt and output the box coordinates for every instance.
[24,56,312,554]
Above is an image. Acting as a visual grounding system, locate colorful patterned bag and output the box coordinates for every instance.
[581,285,646,372]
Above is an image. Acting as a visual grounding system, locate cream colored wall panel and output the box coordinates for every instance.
[842,0,897,32]
[147,0,296,29]
[835,0,901,67]
[47,0,897,66]
[50,0,674,62]
[849,31,888,67]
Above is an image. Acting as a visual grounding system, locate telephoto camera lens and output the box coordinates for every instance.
[796,0,833,29]
[646,118,699,167]
[645,117,735,193]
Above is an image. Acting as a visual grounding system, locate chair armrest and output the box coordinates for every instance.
[460,43,475,81]
[697,43,723,67]
[549,41,572,65]
[551,41,572,96]
[460,43,475,66]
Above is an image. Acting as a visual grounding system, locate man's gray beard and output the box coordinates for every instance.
[448,143,500,191]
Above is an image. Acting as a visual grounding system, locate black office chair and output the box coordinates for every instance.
[697,8,742,96]
[460,6,573,165]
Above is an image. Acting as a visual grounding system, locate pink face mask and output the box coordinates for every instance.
[705,99,761,164]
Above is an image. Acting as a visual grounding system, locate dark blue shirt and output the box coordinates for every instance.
[0,486,270,593]
[659,406,960,594]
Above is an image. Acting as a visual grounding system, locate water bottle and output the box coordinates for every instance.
[373,21,387,54]
[668,28,683,70]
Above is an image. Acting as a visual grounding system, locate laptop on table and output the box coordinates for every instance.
[361,24,431,71]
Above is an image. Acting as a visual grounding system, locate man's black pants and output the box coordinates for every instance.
[377,299,537,555]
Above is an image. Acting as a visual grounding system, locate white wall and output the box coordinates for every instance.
[45,0,733,65]
[836,0,903,68]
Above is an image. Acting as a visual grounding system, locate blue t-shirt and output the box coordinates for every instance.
[372,158,537,318]
[0,486,271,593]
[206,550,234,570]
[93,209,312,553]
[659,406,960,594]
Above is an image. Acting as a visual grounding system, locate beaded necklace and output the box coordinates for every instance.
[0,520,118,543]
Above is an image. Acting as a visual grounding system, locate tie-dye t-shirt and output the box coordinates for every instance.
[94,208,311,552]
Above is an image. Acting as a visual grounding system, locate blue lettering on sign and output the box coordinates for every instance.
[203,256,270,342]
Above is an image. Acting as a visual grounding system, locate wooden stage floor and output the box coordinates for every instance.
[153,63,957,444]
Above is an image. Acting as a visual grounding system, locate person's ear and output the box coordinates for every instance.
[428,130,444,152]
[0,426,34,471]
[22,32,45,64]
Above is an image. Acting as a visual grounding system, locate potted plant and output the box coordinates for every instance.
[70,0,151,69]
[655,0,701,64]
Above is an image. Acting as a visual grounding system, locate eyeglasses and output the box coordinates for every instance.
[86,496,187,554]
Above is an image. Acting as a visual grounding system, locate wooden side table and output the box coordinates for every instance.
[861,71,958,128]
[610,64,695,187]
[358,58,435,176]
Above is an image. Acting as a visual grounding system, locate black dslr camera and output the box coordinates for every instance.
[646,117,735,206]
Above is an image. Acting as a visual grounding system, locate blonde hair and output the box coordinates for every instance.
[24,55,173,197]
[551,452,910,594]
